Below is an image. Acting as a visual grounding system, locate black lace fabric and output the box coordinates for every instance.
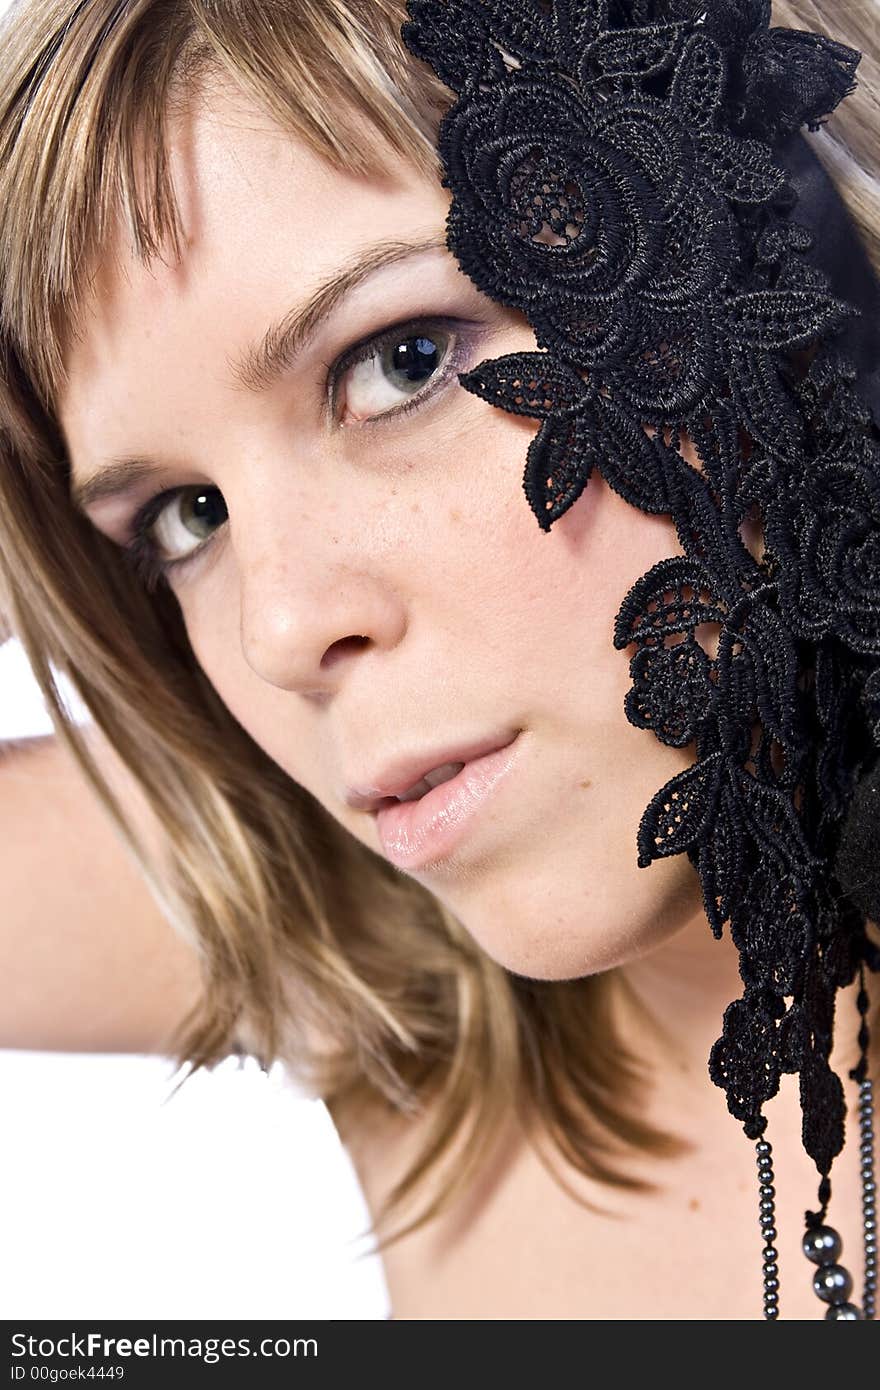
[400,0,880,1204]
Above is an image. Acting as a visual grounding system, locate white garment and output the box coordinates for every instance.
[0,1051,391,1318]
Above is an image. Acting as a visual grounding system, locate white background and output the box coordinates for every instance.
[0,0,389,1320]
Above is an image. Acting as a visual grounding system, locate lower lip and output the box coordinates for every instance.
[373,734,522,870]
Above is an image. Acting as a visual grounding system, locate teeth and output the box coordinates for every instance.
[395,761,465,803]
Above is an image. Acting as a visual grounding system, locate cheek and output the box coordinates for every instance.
[426,464,705,978]
[458,429,689,736]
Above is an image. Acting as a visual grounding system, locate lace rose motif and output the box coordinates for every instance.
[400,0,880,1180]
[768,441,880,654]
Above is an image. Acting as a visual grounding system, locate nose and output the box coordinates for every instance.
[236,514,406,698]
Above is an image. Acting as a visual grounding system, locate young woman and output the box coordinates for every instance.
[1,0,879,1319]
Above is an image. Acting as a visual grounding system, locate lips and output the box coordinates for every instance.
[344,729,521,812]
[372,734,524,870]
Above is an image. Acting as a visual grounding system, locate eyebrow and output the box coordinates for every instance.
[69,231,449,513]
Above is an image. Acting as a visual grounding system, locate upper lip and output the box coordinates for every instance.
[344,729,521,812]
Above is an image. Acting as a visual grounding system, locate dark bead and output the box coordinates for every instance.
[763,1276,779,1293]
[759,1183,776,1199]
[759,1198,775,1215]
[802,1225,842,1265]
[813,1264,853,1304]
[756,1140,771,1154]
[825,1302,864,1320]
[762,1245,777,1261]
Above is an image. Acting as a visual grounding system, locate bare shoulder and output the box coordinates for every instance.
[0,730,205,1054]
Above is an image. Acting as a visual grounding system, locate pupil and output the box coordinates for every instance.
[390,335,440,385]
[187,489,227,536]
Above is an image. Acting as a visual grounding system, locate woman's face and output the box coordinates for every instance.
[60,82,706,979]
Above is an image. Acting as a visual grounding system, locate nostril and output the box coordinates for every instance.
[321,634,370,670]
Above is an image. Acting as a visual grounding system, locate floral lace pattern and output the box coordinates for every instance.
[400,0,880,1200]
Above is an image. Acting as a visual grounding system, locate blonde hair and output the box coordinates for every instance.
[0,0,877,1255]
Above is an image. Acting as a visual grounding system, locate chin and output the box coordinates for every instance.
[442,851,702,982]
[446,894,649,983]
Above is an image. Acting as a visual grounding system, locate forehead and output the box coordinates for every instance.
[58,80,452,447]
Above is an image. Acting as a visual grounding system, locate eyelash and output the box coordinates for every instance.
[120,315,476,594]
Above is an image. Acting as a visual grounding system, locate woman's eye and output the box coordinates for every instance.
[151,487,228,558]
[123,486,228,592]
[331,318,466,425]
